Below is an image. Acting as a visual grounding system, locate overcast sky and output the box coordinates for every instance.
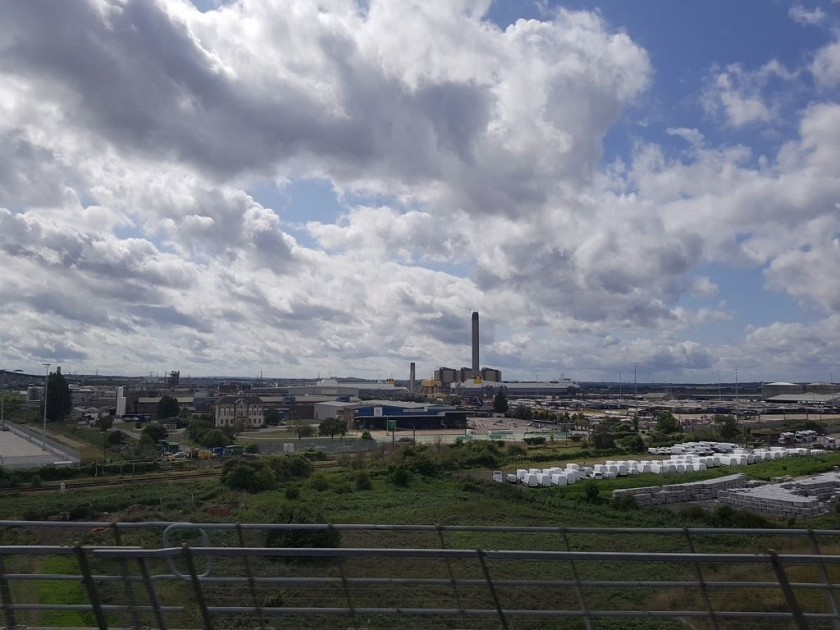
[1,0,839,384]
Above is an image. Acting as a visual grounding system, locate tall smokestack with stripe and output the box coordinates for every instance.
[471,311,479,377]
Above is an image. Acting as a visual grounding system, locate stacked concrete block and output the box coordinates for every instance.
[718,470,840,520]
[612,474,746,507]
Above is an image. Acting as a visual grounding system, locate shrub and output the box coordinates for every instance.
[354,471,372,491]
[308,473,329,492]
[391,466,411,487]
[523,437,546,446]
[221,459,275,493]
[506,444,526,457]
[583,482,600,503]
[266,455,314,480]
[360,431,374,441]
[264,505,341,551]
[30,475,42,488]
[284,486,301,501]
[106,430,127,446]
[612,494,638,510]
[710,505,774,529]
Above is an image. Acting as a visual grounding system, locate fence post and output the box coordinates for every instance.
[807,530,840,629]
[561,528,594,630]
[476,549,509,630]
[683,528,719,630]
[768,549,808,630]
[0,555,18,630]
[181,544,213,630]
[74,545,108,629]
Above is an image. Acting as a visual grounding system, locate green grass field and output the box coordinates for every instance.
[4,441,840,628]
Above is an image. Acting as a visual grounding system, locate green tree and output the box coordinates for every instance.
[106,430,127,446]
[198,429,227,448]
[264,408,284,426]
[715,414,740,442]
[289,421,315,440]
[591,423,616,449]
[142,423,168,443]
[493,391,509,414]
[45,370,72,422]
[619,434,646,453]
[318,418,347,439]
[94,416,113,431]
[157,395,180,420]
[188,416,214,442]
[655,412,680,434]
[512,404,533,421]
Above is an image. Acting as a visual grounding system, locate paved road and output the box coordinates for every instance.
[0,429,50,458]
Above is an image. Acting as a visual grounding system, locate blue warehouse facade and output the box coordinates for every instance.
[353,401,469,431]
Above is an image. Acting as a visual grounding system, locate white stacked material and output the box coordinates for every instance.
[550,473,568,486]
[505,473,518,483]
[537,473,552,487]
[526,474,539,487]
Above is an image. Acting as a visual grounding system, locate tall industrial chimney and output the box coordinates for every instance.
[471,311,479,376]
[409,362,416,393]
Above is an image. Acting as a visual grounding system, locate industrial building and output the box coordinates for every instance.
[352,400,469,431]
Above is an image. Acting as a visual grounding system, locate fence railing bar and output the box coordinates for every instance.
[200,605,810,620]
[91,546,840,565]
[6,520,840,538]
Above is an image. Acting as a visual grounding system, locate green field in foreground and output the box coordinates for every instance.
[4,441,840,629]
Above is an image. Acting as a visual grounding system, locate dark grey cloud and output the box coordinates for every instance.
[0,0,493,189]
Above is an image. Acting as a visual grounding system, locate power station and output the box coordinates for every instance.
[419,311,501,393]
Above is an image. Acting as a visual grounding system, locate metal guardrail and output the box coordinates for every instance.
[1,522,840,629]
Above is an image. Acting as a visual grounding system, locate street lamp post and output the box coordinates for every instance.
[634,365,638,400]
[734,368,740,421]
[42,363,50,451]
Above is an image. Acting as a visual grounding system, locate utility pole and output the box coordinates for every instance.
[734,368,740,421]
[42,363,51,451]
[634,365,638,400]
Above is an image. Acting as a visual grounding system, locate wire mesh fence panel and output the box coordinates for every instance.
[1,522,839,629]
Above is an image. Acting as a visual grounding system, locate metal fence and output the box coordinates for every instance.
[2,521,840,629]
